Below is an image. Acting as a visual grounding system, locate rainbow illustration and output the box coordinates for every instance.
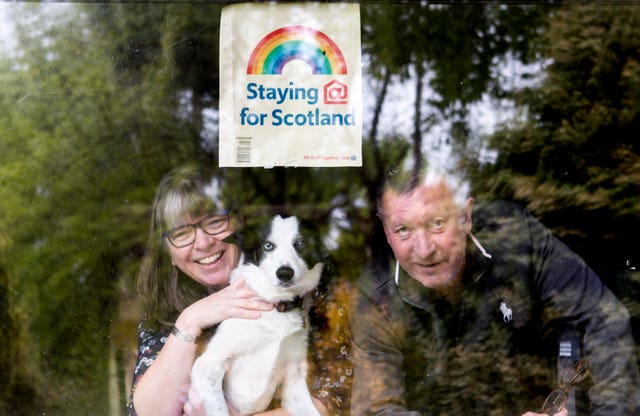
[247,26,347,75]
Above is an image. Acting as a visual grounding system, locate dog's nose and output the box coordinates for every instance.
[276,266,294,283]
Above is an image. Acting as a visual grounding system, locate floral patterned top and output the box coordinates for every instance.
[127,321,170,416]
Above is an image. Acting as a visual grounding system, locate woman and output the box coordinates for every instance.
[129,167,328,416]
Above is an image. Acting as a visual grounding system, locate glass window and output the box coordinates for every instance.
[1,2,638,415]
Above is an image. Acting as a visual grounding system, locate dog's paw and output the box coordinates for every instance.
[191,358,230,416]
[188,386,230,416]
[192,388,230,416]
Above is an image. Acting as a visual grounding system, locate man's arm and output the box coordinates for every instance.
[523,210,640,416]
[348,281,422,416]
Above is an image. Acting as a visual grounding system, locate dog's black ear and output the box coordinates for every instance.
[241,225,261,251]
[233,220,265,265]
[297,218,328,266]
[223,228,244,248]
[223,227,263,266]
[250,247,261,265]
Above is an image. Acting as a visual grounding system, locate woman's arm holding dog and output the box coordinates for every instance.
[133,279,274,416]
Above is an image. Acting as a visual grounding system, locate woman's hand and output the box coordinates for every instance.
[175,278,274,338]
[209,278,275,321]
[312,397,330,416]
[182,388,204,416]
[521,407,568,416]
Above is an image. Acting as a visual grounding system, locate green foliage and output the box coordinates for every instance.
[2,2,638,414]
[362,3,546,112]
[361,3,548,176]
[474,5,640,275]
[0,3,200,413]
[0,263,42,415]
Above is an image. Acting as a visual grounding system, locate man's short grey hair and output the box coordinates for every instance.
[376,165,470,216]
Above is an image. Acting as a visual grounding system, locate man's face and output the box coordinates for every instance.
[380,180,473,293]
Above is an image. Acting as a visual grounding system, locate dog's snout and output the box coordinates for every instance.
[276,266,294,283]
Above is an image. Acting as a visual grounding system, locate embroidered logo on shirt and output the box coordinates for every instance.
[500,301,513,323]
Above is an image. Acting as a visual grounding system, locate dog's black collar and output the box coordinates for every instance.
[274,296,304,312]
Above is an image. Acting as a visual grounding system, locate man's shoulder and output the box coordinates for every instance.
[472,199,530,228]
[472,200,537,243]
[352,261,397,301]
[348,261,411,322]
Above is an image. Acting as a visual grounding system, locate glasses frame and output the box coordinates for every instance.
[162,210,230,248]
[541,359,588,416]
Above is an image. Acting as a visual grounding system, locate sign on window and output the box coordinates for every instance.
[219,3,362,167]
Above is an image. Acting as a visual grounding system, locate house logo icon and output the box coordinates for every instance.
[324,79,348,105]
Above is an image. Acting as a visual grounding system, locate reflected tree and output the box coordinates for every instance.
[472,5,640,289]
[2,2,638,415]
[0,3,205,413]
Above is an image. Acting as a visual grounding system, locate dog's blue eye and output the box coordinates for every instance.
[262,241,275,251]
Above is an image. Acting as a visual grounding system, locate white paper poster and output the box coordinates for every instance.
[219,3,362,167]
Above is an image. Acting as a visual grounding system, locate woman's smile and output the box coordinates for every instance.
[195,251,224,266]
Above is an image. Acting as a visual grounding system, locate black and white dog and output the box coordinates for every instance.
[191,214,323,416]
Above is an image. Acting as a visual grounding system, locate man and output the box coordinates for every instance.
[349,167,640,416]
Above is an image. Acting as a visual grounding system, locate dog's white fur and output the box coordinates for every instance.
[191,215,323,416]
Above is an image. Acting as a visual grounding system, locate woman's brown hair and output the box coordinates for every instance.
[136,166,223,328]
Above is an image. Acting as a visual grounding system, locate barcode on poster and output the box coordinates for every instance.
[236,137,251,163]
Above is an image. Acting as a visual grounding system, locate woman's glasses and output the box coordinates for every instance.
[542,359,589,415]
[162,211,229,248]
